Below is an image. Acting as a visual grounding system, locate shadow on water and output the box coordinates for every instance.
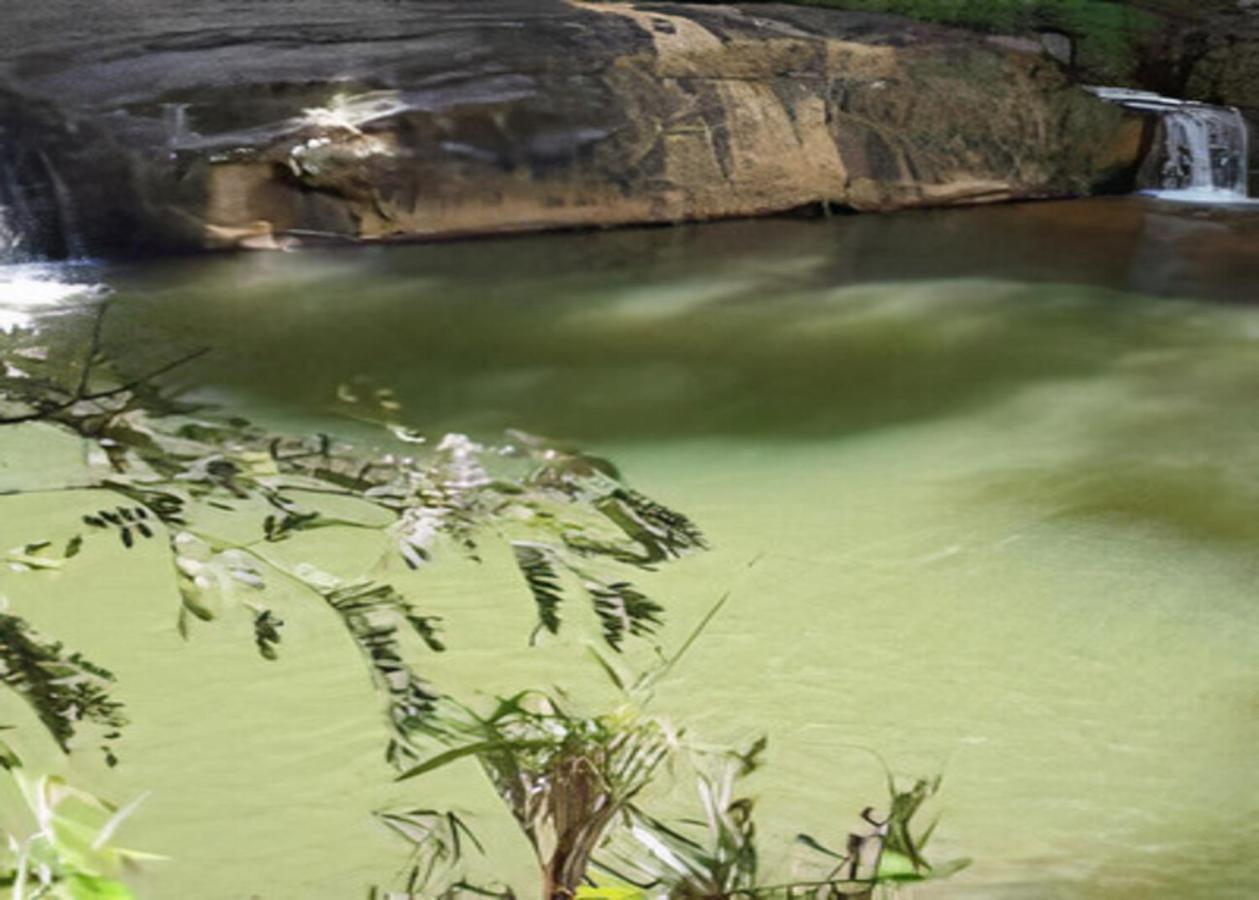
[95,198,1259,444]
[968,307,1259,553]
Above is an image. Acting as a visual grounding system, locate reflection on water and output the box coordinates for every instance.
[90,198,1259,444]
[2,198,1258,897]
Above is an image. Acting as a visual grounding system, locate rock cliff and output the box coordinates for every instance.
[0,0,1152,254]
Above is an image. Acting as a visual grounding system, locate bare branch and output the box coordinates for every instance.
[79,347,210,403]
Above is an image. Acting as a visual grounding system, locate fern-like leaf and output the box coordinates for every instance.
[586,579,663,651]
[323,582,445,767]
[511,543,564,640]
[596,488,708,563]
[0,614,127,765]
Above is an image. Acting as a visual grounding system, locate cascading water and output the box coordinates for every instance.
[1158,104,1249,195]
[0,152,33,263]
[0,133,83,262]
[1089,87,1252,203]
[0,134,107,330]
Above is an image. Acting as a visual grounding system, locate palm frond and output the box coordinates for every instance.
[604,742,763,897]
[398,691,675,899]
[370,807,492,898]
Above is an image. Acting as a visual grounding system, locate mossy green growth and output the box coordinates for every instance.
[685,0,1160,83]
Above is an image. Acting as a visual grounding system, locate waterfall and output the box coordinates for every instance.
[0,151,34,262]
[1088,87,1251,202]
[0,140,105,330]
[1158,105,1248,194]
[0,208,16,262]
[0,130,86,261]
[37,149,86,260]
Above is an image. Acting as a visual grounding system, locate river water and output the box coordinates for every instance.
[1,197,1258,897]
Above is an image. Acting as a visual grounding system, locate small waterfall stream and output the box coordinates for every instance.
[0,152,33,263]
[0,137,106,328]
[0,138,82,262]
[1089,87,1252,202]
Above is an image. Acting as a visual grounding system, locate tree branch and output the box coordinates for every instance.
[79,347,211,403]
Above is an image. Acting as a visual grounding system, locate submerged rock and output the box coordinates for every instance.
[0,0,1153,254]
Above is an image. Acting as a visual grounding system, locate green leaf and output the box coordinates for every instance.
[795,832,845,860]
[575,885,646,900]
[927,856,973,879]
[512,542,564,637]
[876,849,923,881]
[67,873,136,899]
[0,613,128,763]
[395,738,552,782]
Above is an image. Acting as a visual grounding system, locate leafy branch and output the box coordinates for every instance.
[0,614,126,766]
[0,732,159,897]
[0,302,707,769]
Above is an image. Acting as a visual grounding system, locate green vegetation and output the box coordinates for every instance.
[687,0,1160,83]
[0,618,125,769]
[0,733,157,899]
[1,303,964,897]
[387,679,966,898]
[394,691,674,898]
[0,298,704,769]
[380,604,967,898]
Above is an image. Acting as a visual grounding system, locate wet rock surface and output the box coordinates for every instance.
[1,0,1152,254]
[1121,2,1259,185]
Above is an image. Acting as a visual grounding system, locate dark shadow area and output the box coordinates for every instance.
[81,198,1259,444]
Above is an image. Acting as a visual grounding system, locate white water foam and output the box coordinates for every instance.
[1087,86,1253,204]
[0,263,108,332]
[1141,187,1257,205]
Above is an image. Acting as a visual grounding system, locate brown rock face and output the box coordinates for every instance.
[0,0,1152,254]
[1182,33,1259,118]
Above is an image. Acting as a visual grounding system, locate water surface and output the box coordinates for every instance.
[1,198,1258,898]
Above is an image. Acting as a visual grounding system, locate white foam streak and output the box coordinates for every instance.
[0,264,108,332]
